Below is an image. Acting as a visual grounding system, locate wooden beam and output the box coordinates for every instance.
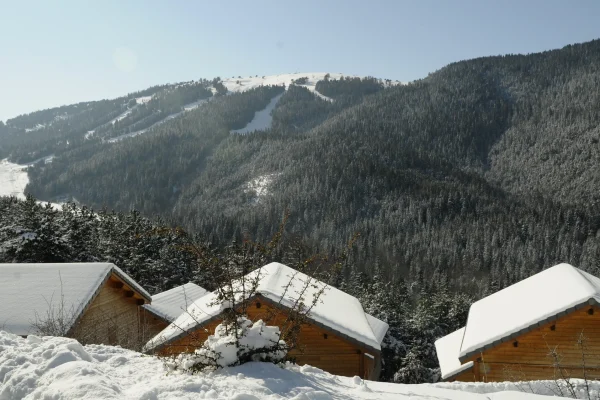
[124,290,134,297]
[111,281,124,289]
[136,299,145,305]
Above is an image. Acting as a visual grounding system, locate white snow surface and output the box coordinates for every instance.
[0,159,29,200]
[24,123,45,132]
[136,95,153,104]
[231,93,283,134]
[0,157,59,208]
[365,314,389,345]
[0,331,560,400]
[147,263,385,352]
[144,283,209,323]
[221,72,402,101]
[0,263,150,336]
[460,263,600,359]
[434,327,474,380]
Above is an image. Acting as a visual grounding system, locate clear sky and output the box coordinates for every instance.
[1,0,599,122]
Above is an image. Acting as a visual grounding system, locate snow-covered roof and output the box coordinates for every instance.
[435,327,474,381]
[143,282,209,322]
[365,314,389,345]
[146,262,385,352]
[460,263,600,360]
[0,263,150,336]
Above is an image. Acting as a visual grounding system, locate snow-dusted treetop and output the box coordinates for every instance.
[435,327,474,381]
[143,282,209,323]
[146,262,388,352]
[0,262,150,336]
[460,263,600,360]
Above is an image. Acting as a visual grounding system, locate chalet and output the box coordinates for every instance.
[0,263,151,349]
[436,263,600,382]
[145,262,389,380]
[141,282,208,340]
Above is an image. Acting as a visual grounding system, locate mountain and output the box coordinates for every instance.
[3,40,600,297]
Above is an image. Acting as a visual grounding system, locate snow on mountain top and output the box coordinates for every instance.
[0,331,560,400]
[0,263,149,336]
[460,263,600,359]
[221,72,403,100]
[143,282,209,322]
[435,327,473,380]
[147,262,384,352]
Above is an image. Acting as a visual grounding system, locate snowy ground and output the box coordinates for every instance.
[0,331,561,400]
[221,72,402,101]
[0,159,29,199]
[0,158,61,208]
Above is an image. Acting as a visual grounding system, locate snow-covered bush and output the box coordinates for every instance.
[176,316,288,372]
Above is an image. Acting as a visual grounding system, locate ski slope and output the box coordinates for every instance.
[0,157,62,208]
[107,98,212,143]
[231,93,284,134]
[0,331,559,400]
[0,159,29,199]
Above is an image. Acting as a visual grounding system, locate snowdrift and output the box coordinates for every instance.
[0,331,565,399]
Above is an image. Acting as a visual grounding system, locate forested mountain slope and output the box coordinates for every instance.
[3,40,600,297]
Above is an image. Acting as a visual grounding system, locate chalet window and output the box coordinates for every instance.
[588,308,594,315]
[513,341,519,348]
[323,333,328,339]
[256,301,262,309]
[550,324,556,331]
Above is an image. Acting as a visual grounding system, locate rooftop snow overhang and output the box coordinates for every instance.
[458,297,598,363]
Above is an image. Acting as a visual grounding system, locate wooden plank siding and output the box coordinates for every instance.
[464,305,600,382]
[155,294,381,379]
[70,274,148,350]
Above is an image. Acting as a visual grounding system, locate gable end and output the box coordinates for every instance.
[459,297,598,363]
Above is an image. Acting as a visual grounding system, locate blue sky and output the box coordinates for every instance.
[1,0,599,122]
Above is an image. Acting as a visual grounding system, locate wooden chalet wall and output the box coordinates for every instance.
[156,295,381,379]
[446,367,476,382]
[70,273,148,350]
[140,309,170,343]
[465,305,600,382]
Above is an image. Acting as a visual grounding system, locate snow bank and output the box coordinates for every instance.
[0,331,557,400]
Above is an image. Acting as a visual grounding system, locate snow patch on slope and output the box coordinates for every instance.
[0,159,30,200]
[24,124,45,133]
[107,98,212,143]
[244,173,280,203]
[135,95,153,104]
[0,158,61,209]
[232,93,283,134]
[0,331,554,400]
